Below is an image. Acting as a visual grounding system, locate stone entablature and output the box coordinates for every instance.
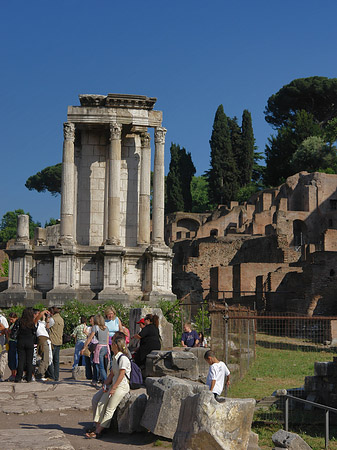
[2,94,175,305]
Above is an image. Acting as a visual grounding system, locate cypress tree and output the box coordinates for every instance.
[208,105,239,205]
[166,143,185,213]
[180,149,196,212]
[228,116,243,185]
[240,110,255,186]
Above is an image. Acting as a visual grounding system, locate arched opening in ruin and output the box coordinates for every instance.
[176,218,200,239]
[293,220,307,246]
[210,229,218,237]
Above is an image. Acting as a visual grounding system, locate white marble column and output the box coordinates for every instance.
[139,132,151,244]
[16,215,30,243]
[60,122,75,243]
[152,127,167,244]
[107,123,122,245]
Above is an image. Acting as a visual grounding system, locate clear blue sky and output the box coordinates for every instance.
[1,0,337,225]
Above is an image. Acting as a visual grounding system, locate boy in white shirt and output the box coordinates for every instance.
[204,350,230,399]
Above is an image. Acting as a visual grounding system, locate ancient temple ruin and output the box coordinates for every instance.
[3,94,175,304]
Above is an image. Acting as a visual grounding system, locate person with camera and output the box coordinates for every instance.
[35,310,52,381]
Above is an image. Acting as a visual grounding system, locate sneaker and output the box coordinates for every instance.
[91,380,98,388]
[0,378,4,382]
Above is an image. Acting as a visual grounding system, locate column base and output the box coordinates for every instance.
[97,289,129,304]
[142,291,177,304]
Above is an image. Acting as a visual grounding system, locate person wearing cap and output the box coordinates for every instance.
[133,314,161,368]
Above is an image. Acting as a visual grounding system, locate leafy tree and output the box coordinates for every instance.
[264,110,323,186]
[264,76,337,128]
[166,143,196,213]
[45,218,59,227]
[290,136,337,174]
[191,176,212,213]
[208,105,239,205]
[0,257,8,277]
[0,209,41,243]
[25,163,62,196]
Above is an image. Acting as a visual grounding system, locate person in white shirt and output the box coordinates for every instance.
[36,310,52,380]
[0,310,9,381]
[204,350,230,399]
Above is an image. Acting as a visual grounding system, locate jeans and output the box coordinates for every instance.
[46,345,61,381]
[97,346,108,383]
[72,340,85,369]
[8,340,18,371]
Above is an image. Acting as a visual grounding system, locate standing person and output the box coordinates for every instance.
[133,314,161,368]
[83,315,98,382]
[104,307,122,346]
[47,307,64,382]
[198,331,208,348]
[204,350,230,399]
[0,309,9,382]
[35,310,52,381]
[6,312,19,381]
[181,322,199,347]
[81,314,109,387]
[15,308,37,383]
[85,336,131,439]
[71,316,88,370]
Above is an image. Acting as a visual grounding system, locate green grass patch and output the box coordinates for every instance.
[228,345,334,400]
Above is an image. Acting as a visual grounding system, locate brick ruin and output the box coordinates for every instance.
[167,171,337,316]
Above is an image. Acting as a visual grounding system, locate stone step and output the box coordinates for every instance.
[0,429,75,449]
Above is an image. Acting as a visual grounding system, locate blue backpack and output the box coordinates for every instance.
[117,354,143,389]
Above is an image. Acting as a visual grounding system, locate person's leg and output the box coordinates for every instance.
[8,340,17,379]
[25,343,34,382]
[15,341,25,382]
[84,355,93,379]
[37,340,49,378]
[72,340,84,369]
[98,347,108,382]
[53,345,60,381]
[92,388,104,418]
[98,383,130,430]
[0,347,8,380]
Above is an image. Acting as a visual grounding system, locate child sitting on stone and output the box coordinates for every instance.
[204,350,230,399]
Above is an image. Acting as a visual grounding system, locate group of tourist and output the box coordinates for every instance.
[0,306,64,383]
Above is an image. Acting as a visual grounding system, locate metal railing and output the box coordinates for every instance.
[277,390,337,449]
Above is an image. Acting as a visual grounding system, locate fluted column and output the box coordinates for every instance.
[60,122,75,243]
[152,127,167,244]
[107,123,122,245]
[138,132,151,244]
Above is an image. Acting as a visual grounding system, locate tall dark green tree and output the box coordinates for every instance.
[228,116,243,184]
[166,143,184,213]
[180,150,196,212]
[208,105,239,205]
[240,110,255,186]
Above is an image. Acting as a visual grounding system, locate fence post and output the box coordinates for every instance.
[285,397,289,431]
[247,319,250,369]
[202,302,205,335]
[325,410,329,449]
[225,314,229,366]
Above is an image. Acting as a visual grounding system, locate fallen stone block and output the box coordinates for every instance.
[116,389,148,433]
[140,375,208,439]
[184,347,210,381]
[248,431,261,450]
[272,429,312,449]
[173,391,255,450]
[72,365,86,380]
[146,350,199,381]
[0,429,75,449]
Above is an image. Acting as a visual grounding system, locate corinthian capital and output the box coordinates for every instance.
[63,122,75,141]
[140,132,151,148]
[109,123,122,141]
[154,127,167,144]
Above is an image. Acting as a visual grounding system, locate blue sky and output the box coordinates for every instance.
[1,0,337,225]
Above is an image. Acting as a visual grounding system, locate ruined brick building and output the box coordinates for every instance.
[167,171,337,316]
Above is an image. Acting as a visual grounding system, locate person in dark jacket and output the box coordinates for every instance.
[15,308,38,383]
[133,314,161,367]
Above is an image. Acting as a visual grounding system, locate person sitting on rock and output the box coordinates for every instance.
[133,314,161,368]
[85,336,131,439]
[204,350,230,399]
[181,322,199,348]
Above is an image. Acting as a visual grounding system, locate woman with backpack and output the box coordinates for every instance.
[15,307,38,383]
[85,335,131,439]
